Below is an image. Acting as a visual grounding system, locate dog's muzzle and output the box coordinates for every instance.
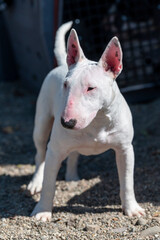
[61,117,77,129]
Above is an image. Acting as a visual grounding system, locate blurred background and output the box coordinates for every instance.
[0,0,160,102]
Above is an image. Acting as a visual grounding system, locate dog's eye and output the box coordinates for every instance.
[87,87,95,92]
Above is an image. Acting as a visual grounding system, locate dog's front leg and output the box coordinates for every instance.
[31,143,67,221]
[115,144,145,216]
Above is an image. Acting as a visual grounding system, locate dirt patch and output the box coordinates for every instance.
[0,81,160,239]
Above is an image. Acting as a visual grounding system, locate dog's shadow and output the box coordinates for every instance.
[54,147,160,214]
[55,150,121,214]
[0,151,121,218]
[0,146,159,218]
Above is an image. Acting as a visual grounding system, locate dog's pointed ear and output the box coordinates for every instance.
[67,29,86,67]
[98,37,123,79]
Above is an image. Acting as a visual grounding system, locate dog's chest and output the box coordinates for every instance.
[78,132,111,155]
[75,114,116,155]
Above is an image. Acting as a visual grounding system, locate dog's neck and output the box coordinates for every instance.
[102,80,120,112]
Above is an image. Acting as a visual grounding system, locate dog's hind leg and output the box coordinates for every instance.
[65,151,80,181]
[27,114,54,195]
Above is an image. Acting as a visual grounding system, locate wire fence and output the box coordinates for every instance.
[62,0,160,89]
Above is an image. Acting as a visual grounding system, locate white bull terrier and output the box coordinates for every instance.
[28,22,145,221]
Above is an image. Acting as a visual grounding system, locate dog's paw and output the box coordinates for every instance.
[27,180,42,195]
[27,172,43,195]
[123,202,145,217]
[31,211,52,222]
[31,204,52,221]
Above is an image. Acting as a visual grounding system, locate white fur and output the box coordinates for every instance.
[28,23,145,221]
[54,21,73,66]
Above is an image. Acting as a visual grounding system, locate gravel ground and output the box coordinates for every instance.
[0,81,160,240]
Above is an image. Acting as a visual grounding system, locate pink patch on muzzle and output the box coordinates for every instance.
[62,97,76,122]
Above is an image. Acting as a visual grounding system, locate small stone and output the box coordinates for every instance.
[155,234,159,238]
[153,212,160,217]
[135,218,147,226]
[140,226,160,237]
[153,217,160,223]
[41,237,47,240]
[112,227,127,233]
[50,237,57,240]
[129,227,135,232]
[83,224,99,232]
[58,225,64,231]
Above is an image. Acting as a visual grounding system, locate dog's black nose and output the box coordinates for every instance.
[61,117,77,129]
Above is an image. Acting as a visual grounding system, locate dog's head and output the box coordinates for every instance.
[61,29,123,130]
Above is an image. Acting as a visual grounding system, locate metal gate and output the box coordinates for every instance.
[62,0,160,102]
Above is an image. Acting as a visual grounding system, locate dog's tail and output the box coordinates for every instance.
[54,21,73,66]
